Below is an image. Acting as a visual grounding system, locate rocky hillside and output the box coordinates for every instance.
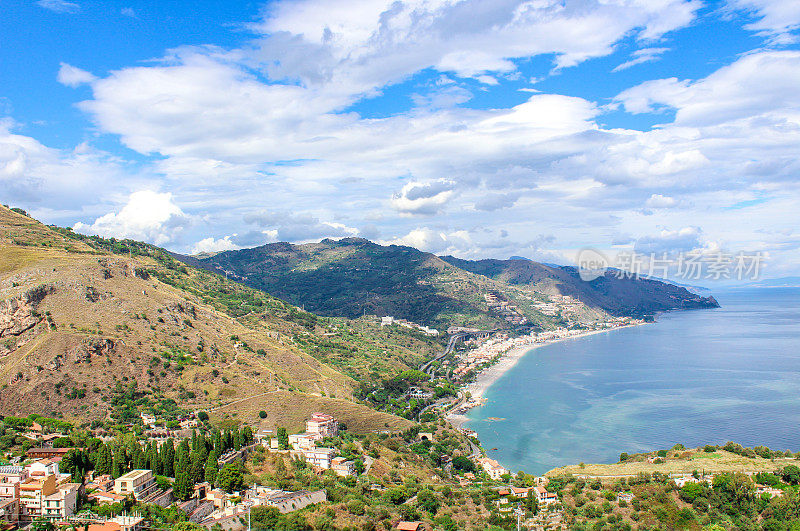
[181,238,718,328]
[0,206,430,432]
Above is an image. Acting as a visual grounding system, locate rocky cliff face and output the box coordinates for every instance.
[0,285,53,339]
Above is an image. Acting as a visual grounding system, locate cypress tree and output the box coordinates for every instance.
[95,443,112,476]
[204,450,219,485]
[161,439,175,478]
[173,455,192,501]
[111,446,125,479]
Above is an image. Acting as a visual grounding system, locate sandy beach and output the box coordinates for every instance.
[447,324,644,428]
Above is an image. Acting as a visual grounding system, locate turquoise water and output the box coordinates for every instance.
[464,288,800,475]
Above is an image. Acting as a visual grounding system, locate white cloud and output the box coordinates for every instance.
[645,194,678,209]
[383,227,472,254]
[191,236,239,254]
[73,191,191,246]
[57,63,97,87]
[615,51,800,125]
[613,47,670,72]
[727,0,800,44]
[121,7,137,18]
[390,179,456,216]
[37,0,80,13]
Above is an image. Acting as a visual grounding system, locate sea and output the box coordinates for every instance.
[463,287,800,475]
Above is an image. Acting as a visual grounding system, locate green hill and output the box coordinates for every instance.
[179,238,718,329]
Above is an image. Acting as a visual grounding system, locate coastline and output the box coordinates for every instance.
[447,324,644,429]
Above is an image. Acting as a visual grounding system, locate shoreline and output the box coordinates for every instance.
[446,323,645,429]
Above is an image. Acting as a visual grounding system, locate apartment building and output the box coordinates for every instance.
[113,469,157,500]
[306,413,338,438]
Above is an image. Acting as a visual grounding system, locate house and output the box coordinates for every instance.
[306,413,338,438]
[254,428,273,446]
[396,522,422,531]
[617,492,634,503]
[0,497,19,526]
[26,448,73,459]
[140,413,156,427]
[113,470,157,500]
[477,457,509,480]
[510,486,532,498]
[331,457,356,477]
[180,419,199,430]
[302,448,336,469]
[408,387,434,400]
[27,458,62,479]
[534,485,558,505]
[288,432,321,451]
[381,316,395,326]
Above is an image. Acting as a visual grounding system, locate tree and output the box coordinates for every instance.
[174,456,193,501]
[217,462,245,493]
[276,427,289,450]
[95,443,112,476]
[525,490,539,514]
[197,411,209,422]
[451,455,476,473]
[111,446,126,479]
[161,439,175,478]
[259,411,267,419]
[781,465,800,485]
[205,451,219,485]
[172,522,204,531]
[619,452,629,462]
[416,489,439,514]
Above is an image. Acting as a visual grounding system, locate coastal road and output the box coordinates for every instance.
[419,328,505,379]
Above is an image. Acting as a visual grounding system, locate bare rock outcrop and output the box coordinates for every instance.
[0,285,54,338]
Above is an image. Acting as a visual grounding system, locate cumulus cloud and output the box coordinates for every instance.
[0,120,129,212]
[57,63,97,87]
[73,191,191,246]
[383,227,472,254]
[191,236,239,254]
[391,179,456,216]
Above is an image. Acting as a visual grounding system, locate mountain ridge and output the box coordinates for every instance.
[179,238,719,329]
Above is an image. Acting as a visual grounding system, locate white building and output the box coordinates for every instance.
[302,448,336,469]
[477,457,509,480]
[306,413,338,438]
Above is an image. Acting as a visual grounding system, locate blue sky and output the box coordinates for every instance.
[2,0,800,279]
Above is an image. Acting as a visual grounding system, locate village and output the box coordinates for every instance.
[450,317,643,383]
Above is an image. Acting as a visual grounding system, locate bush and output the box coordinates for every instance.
[197,411,209,421]
[259,410,267,419]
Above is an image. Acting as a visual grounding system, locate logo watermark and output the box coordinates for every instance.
[576,249,766,282]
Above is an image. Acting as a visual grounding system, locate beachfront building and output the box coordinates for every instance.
[477,457,509,480]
